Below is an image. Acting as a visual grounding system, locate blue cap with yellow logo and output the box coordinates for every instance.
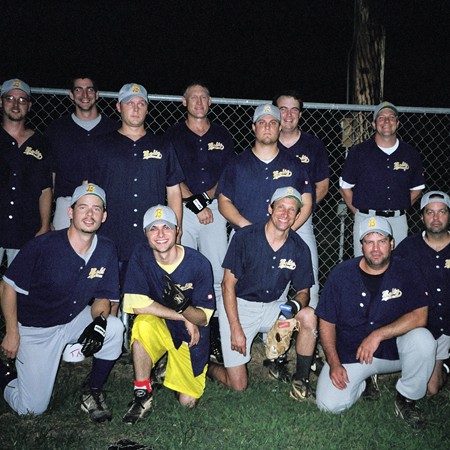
[359,216,392,241]
[118,83,148,103]
[71,183,106,207]
[143,205,178,232]
[1,78,31,97]
[253,103,281,123]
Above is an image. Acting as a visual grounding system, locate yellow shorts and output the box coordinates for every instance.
[131,314,207,399]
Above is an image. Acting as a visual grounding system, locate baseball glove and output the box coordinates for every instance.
[265,317,300,360]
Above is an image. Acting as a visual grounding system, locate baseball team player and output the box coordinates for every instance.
[274,91,330,310]
[89,83,184,292]
[315,216,436,429]
[164,82,235,363]
[395,190,450,395]
[216,103,313,380]
[0,183,124,422]
[121,205,215,424]
[339,101,425,256]
[217,104,313,234]
[0,78,52,266]
[208,187,317,402]
[45,76,119,230]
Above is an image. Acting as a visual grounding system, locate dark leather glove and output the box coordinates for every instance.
[163,274,191,313]
[185,192,212,214]
[78,314,107,356]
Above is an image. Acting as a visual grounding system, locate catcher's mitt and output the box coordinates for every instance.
[265,317,300,360]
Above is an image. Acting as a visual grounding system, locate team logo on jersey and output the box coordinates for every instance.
[273,169,292,180]
[143,149,162,159]
[279,259,296,270]
[381,288,402,301]
[87,267,106,279]
[208,142,225,151]
[178,282,193,291]
[298,155,310,164]
[23,146,43,160]
[393,162,409,171]
[445,259,450,269]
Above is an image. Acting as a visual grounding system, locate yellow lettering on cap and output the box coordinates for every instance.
[369,218,376,228]
[263,105,271,112]
[155,208,163,219]
[87,184,95,193]
[132,85,139,92]
[286,187,293,195]
[13,80,20,88]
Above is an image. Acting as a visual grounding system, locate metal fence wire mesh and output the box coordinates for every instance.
[3,88,450,290]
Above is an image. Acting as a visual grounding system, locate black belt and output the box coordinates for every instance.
[359,209,405,218]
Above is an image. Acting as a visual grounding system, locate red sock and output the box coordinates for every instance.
[134,379,152,393]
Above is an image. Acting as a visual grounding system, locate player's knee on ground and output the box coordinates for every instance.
[178,393,199,408]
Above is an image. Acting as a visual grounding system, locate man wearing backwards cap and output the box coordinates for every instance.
[89,83,184,303]
[315,215,435,429]
[339,101,425,257]
[0,78,52,267]
[121,205,215,424]
[0,183,124,422]
[396,191,450,396]
[45,75,118,230]
[208,187,317,402]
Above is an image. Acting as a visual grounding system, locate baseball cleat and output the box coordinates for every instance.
[123,389,153,425]
[81,389,112,422]
[362,374,381,401]
[265,357,290,383]
[394,392,425,429]
[290,378,316,403]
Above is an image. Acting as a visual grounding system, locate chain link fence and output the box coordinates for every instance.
[3,88,450,290]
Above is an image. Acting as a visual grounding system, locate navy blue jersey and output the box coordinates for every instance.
[0,128,52,248]
[340,138,425,210]
[90,131,184,261]
[4,230,119,327]
[165,122,235,194]
[45,115,119,198]
[222,222,313,302]
[316,255,430,363]
[278,131,329,207]
[217,148,312,228]
[123,243,215,376]
[395,233,450,339]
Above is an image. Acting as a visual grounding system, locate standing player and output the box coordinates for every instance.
[395,191,450,395]
[216,103,313,380]
[315,216,435,429]
[217,103,312,233]
[90,83,184,291]
[45,76,118,230]
[121,205,215,424]
[208,187,317,401]
[0,183,124,422]
[0,78,52,266]
[339,101,425,256]
[274,91,330,309]
[165,82,235,363]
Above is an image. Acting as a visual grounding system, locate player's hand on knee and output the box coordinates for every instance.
[1,332,20,360]
[329,363,349,390]
[78,314,107,357]
[185,320,200,347]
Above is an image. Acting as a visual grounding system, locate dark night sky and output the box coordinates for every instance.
[1,1,448,107]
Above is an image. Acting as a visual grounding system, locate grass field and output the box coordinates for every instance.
[1,340,449,450]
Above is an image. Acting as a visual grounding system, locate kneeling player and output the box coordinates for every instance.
[122,205,215,424]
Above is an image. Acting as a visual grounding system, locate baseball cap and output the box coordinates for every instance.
[420,191,450,210]
[143,205,178,232]
[1,78,31,97]
[359,216,393,241]
[71,183,106,207]
[253,103,281,123]
[118,83,148,103]
[270,186,303,207]
[373,101,398,120]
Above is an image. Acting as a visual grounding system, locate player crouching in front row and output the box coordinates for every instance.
[208,187,318,401]
[122,205,215,424]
